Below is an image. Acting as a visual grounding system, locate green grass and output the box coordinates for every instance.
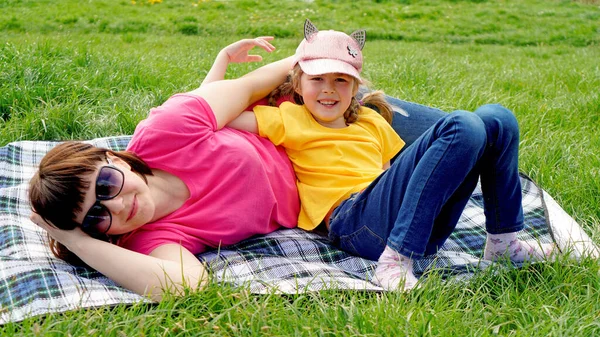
[1,0,600,335]
[4,257,600,336]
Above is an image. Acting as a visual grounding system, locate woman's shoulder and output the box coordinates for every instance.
[138,94,217,132]
[154,94,212,116]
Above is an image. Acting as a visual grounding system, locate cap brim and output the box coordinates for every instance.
[298,59,362,83]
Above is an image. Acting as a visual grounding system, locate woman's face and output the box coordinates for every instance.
[74,154,155,235]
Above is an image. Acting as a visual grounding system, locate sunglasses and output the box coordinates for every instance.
[81,157,125,235]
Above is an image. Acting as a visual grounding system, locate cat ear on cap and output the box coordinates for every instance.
[350,30,366,50]
[304,19,319,42]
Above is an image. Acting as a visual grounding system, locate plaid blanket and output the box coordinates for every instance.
[0,135,580,324]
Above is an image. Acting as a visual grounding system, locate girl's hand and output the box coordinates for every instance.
[222,36,276,63]
[30,212,89,250]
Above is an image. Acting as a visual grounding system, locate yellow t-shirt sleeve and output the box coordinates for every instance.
[380,123,404,164]
[360,107,405,164]
[253,105,286,146]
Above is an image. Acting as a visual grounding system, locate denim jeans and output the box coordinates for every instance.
[387,96,447,152]
[365,89,448,152]
[327,104,524,261]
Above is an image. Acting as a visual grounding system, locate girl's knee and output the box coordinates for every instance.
[445,111,487,149]
[475,104,520,140]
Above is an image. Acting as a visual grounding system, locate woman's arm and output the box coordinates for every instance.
[188,36,292,130]
[201,37,276,86]
[32,214,207,301]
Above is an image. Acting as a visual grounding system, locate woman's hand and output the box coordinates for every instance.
[200,36,277,86]
[222,36,276,63]
[30,212,88,251]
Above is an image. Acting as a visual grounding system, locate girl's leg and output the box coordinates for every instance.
[359,88,447,152]
[328,111,488,290]
[387,97,447,150]
[474,104,554,261]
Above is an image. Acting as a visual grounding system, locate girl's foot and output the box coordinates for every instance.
[374,246,419,291]
[484,232,555,263]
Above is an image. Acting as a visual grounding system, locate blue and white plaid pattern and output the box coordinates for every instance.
[0,136,554,323]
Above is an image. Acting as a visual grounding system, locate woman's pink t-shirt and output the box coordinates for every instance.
[117,94,299,255]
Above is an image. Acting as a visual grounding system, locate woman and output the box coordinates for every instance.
[30,37,448,299]
[30,37,300,300]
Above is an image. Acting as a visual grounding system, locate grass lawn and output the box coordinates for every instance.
[1,0,600,335]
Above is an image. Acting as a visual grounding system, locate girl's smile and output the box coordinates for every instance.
[297,72,357,128]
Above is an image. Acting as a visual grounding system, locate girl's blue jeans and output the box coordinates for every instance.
[327,104,524,261]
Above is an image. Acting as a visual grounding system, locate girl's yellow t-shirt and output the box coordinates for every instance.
[254,102,404,230]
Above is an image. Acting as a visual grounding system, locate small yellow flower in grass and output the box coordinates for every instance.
[148,0,162,4]
[131,0,136,4]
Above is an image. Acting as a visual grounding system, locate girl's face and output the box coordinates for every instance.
[74,154,155,235]
[296,72,357,128]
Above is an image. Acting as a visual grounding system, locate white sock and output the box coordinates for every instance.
[484,232,554,263]
[373,246,419,291]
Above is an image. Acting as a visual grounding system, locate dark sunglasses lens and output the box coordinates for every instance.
[96,167,123,199]
[82,204,111,234]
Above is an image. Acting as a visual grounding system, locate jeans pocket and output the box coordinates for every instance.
[340,226,386,261]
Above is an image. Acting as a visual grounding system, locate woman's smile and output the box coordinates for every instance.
[127,195,138,222]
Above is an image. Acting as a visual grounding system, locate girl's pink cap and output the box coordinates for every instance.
[293,29,363,82]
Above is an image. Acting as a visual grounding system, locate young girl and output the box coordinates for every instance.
[228,20,555,291]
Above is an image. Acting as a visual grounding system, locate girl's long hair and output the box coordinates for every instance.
[267,65,395,124]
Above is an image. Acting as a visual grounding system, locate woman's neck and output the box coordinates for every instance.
[147,169,190,222]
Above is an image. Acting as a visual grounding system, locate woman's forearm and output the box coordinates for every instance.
[200,37,277,87]
[71,236,208,301]
[191,56,294,129]
[201,50,230,86]
[241,56,294,104]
